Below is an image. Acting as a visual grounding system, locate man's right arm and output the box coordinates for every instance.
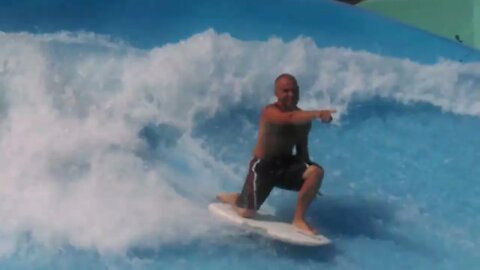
[262,107,335,125]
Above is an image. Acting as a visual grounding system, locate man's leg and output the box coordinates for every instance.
[216,192,256,218]
[216,158,273,219]
[216,192,239,205]
[292,165,324,234]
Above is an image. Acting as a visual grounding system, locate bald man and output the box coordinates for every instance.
[217,73,335,235]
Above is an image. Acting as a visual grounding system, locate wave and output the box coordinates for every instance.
[0,29,479,255]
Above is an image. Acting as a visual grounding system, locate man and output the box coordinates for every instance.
[217,73,335,235]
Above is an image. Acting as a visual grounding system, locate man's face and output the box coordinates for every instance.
[275,77,299,109]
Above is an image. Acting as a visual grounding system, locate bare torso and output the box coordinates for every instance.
[252,103,311,159]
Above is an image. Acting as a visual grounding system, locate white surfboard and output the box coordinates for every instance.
[208,202,331,246]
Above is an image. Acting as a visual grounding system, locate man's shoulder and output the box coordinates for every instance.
[264,103,278,109]
[263,103,302,111]
[262,103,279,113]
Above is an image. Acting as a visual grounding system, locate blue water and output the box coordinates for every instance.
[0,0,479,269]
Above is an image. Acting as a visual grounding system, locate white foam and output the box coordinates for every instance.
[0,29,479,255]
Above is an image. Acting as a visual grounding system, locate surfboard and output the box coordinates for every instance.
[208,202,331,246]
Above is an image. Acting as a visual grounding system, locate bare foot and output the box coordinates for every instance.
[216,192,240,206]
[216,193,256,218]
[292,219,317,235]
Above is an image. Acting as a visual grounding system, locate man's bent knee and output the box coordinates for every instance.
[312,165,324,180]
[304,164,324,181]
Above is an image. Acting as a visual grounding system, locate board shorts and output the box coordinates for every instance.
[236,156,321,210]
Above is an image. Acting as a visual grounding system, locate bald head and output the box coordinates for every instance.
[274,73,299,109]
[274,73,298,88]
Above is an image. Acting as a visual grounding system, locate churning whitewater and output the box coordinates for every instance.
[0,29,479,269]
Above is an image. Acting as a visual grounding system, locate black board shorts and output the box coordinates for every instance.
[236,156,320,210]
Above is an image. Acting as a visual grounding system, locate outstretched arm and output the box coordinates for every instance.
[262,106,335,125]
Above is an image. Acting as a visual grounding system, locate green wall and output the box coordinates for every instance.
[475,0,480,47]
[359,0,479,50]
